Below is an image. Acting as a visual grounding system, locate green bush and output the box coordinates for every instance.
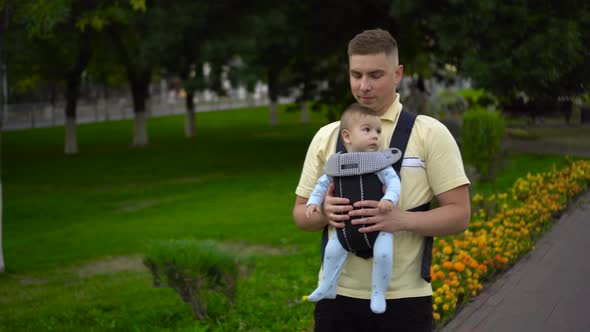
[144,240,240,320]
[461,107,506,181]
[458,89,498,109]
[434,89,468,119]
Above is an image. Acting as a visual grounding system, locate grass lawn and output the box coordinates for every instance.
[0,106,577,331]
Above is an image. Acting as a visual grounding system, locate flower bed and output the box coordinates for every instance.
[431,159,590,325]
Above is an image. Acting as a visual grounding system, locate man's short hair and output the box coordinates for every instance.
[340,103,379,131]
[347,28,398,59]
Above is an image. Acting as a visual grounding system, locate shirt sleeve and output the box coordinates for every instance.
[306,174,332,207]
[295,123,338,198]
[376,167,401,204]
[424,120,470,195]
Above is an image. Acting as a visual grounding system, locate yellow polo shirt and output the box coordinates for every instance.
[295,94,470,299]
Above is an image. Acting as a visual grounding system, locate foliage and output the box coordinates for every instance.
[431,1,590,102]
[461,107,505,181]
[144,239,240,320]
[457,89,497,109]
[434,89,468,119]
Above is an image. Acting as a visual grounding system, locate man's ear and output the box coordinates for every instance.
[342,129,352,145]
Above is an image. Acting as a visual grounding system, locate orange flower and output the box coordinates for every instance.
[443,246,453,255]
[453,262,465,272]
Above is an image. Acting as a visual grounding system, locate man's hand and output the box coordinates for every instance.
[349,199,408,233]
[349,185,471,237]
[322,183,353,229]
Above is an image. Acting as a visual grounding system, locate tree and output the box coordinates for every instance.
[5,0,146,153]
[429,1,590,109]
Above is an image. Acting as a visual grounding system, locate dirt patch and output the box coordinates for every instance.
[95,176,205,191]
[222,242,293,257]
[71,243,289,277]
[74,254,147,278]
[114,197,178,213]
[16,276,50,285]
[253,132,286,138]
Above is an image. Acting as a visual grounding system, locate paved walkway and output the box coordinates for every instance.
[441,190,590,332]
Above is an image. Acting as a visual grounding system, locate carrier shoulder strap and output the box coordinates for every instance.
[321,109,418,263]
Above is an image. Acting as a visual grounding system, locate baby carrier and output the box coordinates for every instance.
[320,109,433,282]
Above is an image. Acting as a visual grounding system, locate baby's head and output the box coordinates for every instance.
[340,103,382,152]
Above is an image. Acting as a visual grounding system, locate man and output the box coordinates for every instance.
[292,29,471,331]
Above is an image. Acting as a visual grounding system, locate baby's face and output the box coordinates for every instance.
[347,115,382,152]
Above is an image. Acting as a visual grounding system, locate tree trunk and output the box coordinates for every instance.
[185,90,196,138]
[65,116,78,154]
[0,0,8,273]
[130,70,151,147]
[133,111,148,146]
[300,100,309,123]
[64,75,80,155]
[63,32,91,154]
[0,181,4,273]
[268,67,279,126]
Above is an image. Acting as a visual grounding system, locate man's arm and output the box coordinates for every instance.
[293,195,328,232]
[351,184,470,237]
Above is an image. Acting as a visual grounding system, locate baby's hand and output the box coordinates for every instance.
[305,204,321,218]
[377,199,394,213]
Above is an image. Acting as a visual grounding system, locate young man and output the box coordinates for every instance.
[293,29,471,331]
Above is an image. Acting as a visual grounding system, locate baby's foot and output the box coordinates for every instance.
[370,293,386,314]
[307,287,337,302]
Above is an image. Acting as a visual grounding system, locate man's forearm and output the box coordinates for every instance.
[403,202,470,237]
[293,204,329,232]
[293,197,329,232]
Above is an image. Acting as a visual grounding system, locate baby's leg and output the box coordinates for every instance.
[307,230,348,301]
[370,231,394,314]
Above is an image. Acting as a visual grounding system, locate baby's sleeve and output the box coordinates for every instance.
[306,174,332,207]
[376,168,401,204]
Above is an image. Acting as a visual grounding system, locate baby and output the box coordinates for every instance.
[305,103,401,314]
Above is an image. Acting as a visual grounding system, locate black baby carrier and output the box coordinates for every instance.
[320,110,433,282]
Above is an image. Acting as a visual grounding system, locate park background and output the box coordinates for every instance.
[1,1,590,331]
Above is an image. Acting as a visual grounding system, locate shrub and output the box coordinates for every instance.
[458,89,498,109]
[434,89,468,119]
[144,239,240,320]
[461,107,506,181]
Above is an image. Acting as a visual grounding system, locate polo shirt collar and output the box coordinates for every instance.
[380,93,403,123]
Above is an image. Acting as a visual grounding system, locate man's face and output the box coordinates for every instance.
[349,52,403,116]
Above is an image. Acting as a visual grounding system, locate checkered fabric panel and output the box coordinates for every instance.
[324,148,402,176]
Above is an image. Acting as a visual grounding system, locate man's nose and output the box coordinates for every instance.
[360,77,371,91]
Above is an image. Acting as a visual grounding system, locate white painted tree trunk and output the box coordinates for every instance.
[185,110,196,138]
[64,117,78,155]
[133,111,148,146]
[300,100,310,123]
[0,181,4,273]
[269,102,279,126]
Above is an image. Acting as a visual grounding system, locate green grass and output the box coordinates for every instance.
[472,154,575,196]
[0,106,580,331]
